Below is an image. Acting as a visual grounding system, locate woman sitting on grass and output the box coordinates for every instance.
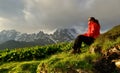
[72,17,100,54]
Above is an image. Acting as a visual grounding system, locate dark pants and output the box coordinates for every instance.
[73,35,95,51]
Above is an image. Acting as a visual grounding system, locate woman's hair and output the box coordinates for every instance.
[88,17,96,22]
[95,19,100,24]
[89,17,100,24]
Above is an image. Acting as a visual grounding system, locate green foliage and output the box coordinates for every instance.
[0,68,9,73]
[10,61,40,73]
[0,42,69,62]
[0,61,40,73]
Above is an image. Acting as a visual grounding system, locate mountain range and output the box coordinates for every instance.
[0,28,78,50]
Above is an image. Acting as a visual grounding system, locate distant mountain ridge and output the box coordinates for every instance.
[0,28,78,49]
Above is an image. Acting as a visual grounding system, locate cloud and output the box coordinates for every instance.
[0,0,26,32]
[0,17,16,31]
[0,0,120,33]
[22,0,94,33]
[0,0,24,18]
[0,17,10,29]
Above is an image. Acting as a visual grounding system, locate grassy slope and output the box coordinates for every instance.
[0,46,99,73]
[0,61,40,73]
[0,25,120,73]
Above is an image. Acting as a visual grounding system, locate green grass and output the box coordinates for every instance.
[0,42,100,73]
[37,51,100,73]
[0,61,40,73]
[0,41,118,73]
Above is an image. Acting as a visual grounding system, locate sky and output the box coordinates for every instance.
[0,0,120,34]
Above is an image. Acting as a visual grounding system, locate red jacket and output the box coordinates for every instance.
[83,21,100,38]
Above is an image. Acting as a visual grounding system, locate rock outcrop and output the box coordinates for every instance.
[94,44,120,73]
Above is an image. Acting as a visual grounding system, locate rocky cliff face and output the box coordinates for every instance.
[0,28,78,49]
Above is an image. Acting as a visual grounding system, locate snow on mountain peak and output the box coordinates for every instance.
[0,28,78,44]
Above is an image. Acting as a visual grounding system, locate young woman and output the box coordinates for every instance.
[72,17,100,54]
